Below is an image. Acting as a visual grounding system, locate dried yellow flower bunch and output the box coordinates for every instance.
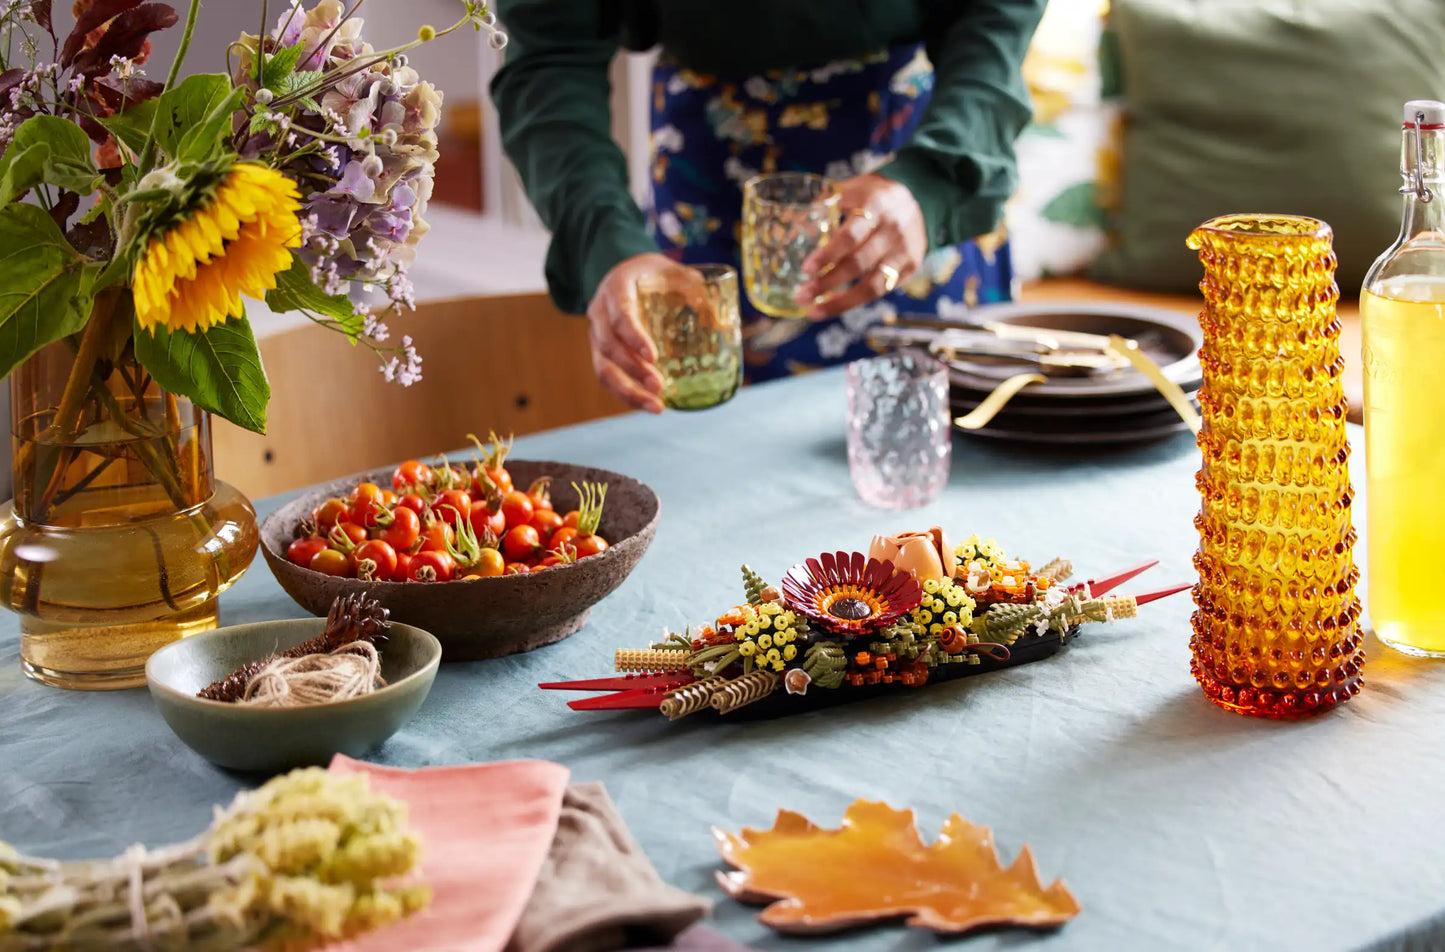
[0,767,428,950]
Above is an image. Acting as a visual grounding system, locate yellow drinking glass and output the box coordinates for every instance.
[636,264,742,411]
[741,173,841,319]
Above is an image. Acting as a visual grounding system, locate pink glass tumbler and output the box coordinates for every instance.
[845,351,952,508]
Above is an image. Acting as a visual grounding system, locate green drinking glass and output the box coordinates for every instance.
[637,264,743,411]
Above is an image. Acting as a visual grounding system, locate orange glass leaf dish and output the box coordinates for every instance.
[714,800,1080,935]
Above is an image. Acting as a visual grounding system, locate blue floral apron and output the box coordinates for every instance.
[648,44,1013,382]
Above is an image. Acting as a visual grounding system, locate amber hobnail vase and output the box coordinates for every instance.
[0,290,259,689]
[1186,215,1363,718]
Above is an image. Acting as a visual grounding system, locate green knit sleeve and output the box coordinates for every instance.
[490,0,659,314]
[878,0,1047,250]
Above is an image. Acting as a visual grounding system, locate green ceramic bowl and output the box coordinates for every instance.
[146,618,441,773]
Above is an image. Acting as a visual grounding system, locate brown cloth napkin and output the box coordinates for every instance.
[507,782,716,952]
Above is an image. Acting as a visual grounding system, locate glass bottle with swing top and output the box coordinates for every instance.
[1362,99,1445,657]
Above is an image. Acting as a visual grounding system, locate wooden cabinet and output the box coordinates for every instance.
[212,293,621,499]
[212,279,1365,501]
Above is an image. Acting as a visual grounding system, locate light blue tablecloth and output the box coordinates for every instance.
[2,370,1441,952]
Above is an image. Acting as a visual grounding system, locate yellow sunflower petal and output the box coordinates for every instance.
[179,219,209,264]
[192,209,225,260]
[164,229,196,281]
[198,264,230,328]
[210,200,242,241]
[133,273,154,315]
[219,248,250,316]
[146,237,169,272]
[219,182,258,220]
[135,162,300,334]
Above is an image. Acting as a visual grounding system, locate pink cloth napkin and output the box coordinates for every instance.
[326,754,572,952]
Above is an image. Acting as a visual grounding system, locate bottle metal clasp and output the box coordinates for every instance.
[1405,110,1434,204]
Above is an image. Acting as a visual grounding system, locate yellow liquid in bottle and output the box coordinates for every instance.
[1362,278,1445,655]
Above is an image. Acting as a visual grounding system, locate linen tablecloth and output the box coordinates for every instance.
[3,369,1442,952]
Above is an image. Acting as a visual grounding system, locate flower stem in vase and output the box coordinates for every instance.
[82,366,231,591]
[20,288,120,524]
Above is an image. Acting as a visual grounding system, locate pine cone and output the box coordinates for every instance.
[198,594,390,702]
[325,592,391,646]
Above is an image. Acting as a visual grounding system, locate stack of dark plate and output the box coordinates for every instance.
[874,302,1202,447]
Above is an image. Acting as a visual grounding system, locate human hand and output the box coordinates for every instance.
[794,173,927,320]
[587,253,701,414]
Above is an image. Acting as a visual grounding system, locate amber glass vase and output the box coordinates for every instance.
[1186,215,1363,718]
[0,290,258,689]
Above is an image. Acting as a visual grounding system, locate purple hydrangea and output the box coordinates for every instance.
[238,0,441,324]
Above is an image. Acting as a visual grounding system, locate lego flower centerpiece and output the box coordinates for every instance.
[0,0,504,689]
[543,529,1189,717]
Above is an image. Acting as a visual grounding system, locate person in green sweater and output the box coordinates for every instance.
[491,0,1046,412]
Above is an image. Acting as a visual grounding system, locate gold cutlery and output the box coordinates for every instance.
[1105,335,1201,434]
[953,373,1048,430]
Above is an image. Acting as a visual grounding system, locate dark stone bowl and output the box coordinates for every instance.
[261,460,660,661]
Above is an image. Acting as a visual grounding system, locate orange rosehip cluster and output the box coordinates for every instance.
[845,651,929,688]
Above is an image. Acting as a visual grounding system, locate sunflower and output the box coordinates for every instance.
[133,163,303,334]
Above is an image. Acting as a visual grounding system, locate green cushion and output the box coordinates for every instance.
[1093,0,1445,295]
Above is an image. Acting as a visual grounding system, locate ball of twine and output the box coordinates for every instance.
[242,641,385,707]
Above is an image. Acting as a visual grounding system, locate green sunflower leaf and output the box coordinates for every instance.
[153,73,242,164]
[0,142,51,206]
[9,115,101,194]
[134,317,271,434]
[1024,121,1066,140]
[99,98,159,158]
[0,203,100,379]
[0,115,103,202]
[265,253,365,340]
